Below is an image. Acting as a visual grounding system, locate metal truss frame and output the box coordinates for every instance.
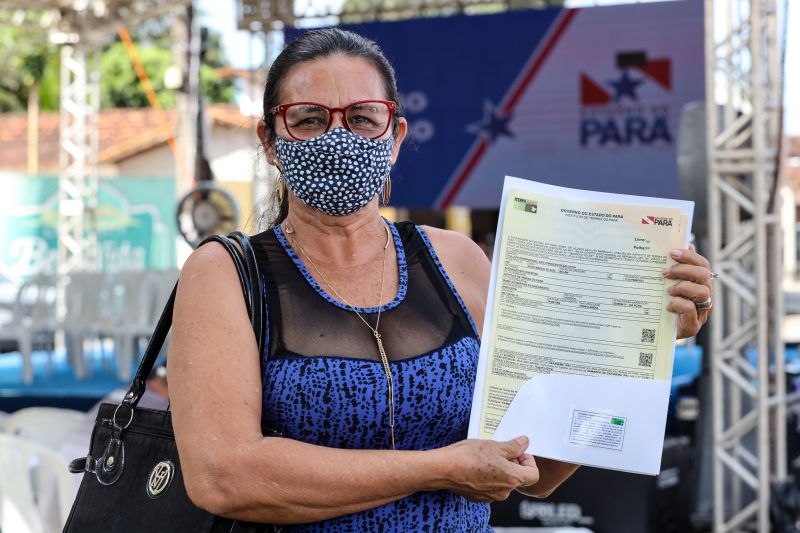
[58,43,100,279]
[705,0,783,531]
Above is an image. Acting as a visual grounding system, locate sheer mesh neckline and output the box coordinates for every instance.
[272,336,476,365]
[272,219,409,314]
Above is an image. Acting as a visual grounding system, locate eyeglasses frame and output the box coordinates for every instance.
[269,99,397,141]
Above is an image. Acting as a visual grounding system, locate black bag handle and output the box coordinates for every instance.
[118,233,263,415]
[229,231,265,354]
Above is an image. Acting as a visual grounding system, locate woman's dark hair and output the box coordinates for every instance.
[259,28,402,227]
[262,28,402,141]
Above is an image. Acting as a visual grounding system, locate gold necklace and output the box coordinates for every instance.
[283,220,396,450]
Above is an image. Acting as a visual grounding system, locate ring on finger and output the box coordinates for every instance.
[695,297,712,310]
[710,271,719,280]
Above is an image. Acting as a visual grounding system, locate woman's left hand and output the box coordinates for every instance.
[662,245,714,339]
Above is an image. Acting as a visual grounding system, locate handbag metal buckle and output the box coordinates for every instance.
[112,403,134,429]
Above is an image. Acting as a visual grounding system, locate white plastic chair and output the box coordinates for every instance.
[158,269,180,301]
[0,432,76,533]
[3,407,87,450]
[61,272,116,379]
[0,275,57,384]
[111,271,162,380]
[111,270,177,380]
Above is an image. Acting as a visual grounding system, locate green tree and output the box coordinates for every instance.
[100,38,236,109]
[0,10,235,111]
[0,15,59,112]
[100,42,175,109]
[37,52,60,110]
[101,28,235,109]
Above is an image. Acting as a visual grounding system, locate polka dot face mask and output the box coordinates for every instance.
[275,127,395,216]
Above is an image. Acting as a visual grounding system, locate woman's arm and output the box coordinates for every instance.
[421,226,580,497]
[168,243,538,524]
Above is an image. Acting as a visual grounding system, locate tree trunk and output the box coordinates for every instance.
[27,81,39,175]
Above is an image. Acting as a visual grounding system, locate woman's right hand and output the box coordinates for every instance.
[433,436,539,502]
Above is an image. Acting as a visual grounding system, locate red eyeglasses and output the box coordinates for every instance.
[270,99,396,141]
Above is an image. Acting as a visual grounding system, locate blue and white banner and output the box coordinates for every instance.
[290,1,704,208]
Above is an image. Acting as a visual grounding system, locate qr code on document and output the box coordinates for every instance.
[641,328,656,343]
[639,352,654,368]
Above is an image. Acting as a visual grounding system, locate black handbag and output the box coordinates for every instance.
[63,232,280,533]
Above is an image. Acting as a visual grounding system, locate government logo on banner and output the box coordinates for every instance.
[580,52,673,148]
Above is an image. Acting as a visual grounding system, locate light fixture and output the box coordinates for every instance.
[50,31,81,44]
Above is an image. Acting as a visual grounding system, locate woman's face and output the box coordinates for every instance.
[263,54,407,165]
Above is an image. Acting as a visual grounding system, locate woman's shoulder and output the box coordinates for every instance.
[417,225,490,335]
[177,240,248,307]
[183,238,242,273]
[417,225,488,268]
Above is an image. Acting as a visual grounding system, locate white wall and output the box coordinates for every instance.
[105,123,260,182]
[114,144,175,178]
[208,124,260,183]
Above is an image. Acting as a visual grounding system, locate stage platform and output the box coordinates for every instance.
[0,348,130,412]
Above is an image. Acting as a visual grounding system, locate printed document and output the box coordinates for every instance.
[468,176,693,474]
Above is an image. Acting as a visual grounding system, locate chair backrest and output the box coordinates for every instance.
[3,407,86,450]
[158,269,180,294]
[0,432,76,533]
[19,275,57,331]
[157,268,179,311]
[104,271,137,328]
[123,271,161,328]
[117,270,177,329]
[63,272,120,332]
[9,277,33,328]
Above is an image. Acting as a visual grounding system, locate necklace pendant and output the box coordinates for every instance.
[375,335,387,360]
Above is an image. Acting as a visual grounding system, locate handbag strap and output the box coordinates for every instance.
[228,231,266,353]
[118,233,264,415]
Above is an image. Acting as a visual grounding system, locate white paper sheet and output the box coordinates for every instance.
[468,176,694,475]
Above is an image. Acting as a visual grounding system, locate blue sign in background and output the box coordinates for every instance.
[287,8,562,208]
[285,2,704,208]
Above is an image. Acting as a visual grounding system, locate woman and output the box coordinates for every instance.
[169,28,713,531]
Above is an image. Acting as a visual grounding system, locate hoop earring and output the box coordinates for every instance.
[381,175,392,206]
[273,158,288,205]
[277,176,287,205]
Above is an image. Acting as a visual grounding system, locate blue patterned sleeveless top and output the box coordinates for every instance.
[250,220,491,532]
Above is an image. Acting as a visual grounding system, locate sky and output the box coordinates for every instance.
[197,0,799,136]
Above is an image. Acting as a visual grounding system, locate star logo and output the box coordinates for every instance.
[466,100,515,143]
[606,70,644,103]
[580,52,672,107]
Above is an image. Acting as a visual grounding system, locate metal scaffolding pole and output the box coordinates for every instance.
[57,42,100,276]
[706,1,783,531]
[57,42,100,378]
